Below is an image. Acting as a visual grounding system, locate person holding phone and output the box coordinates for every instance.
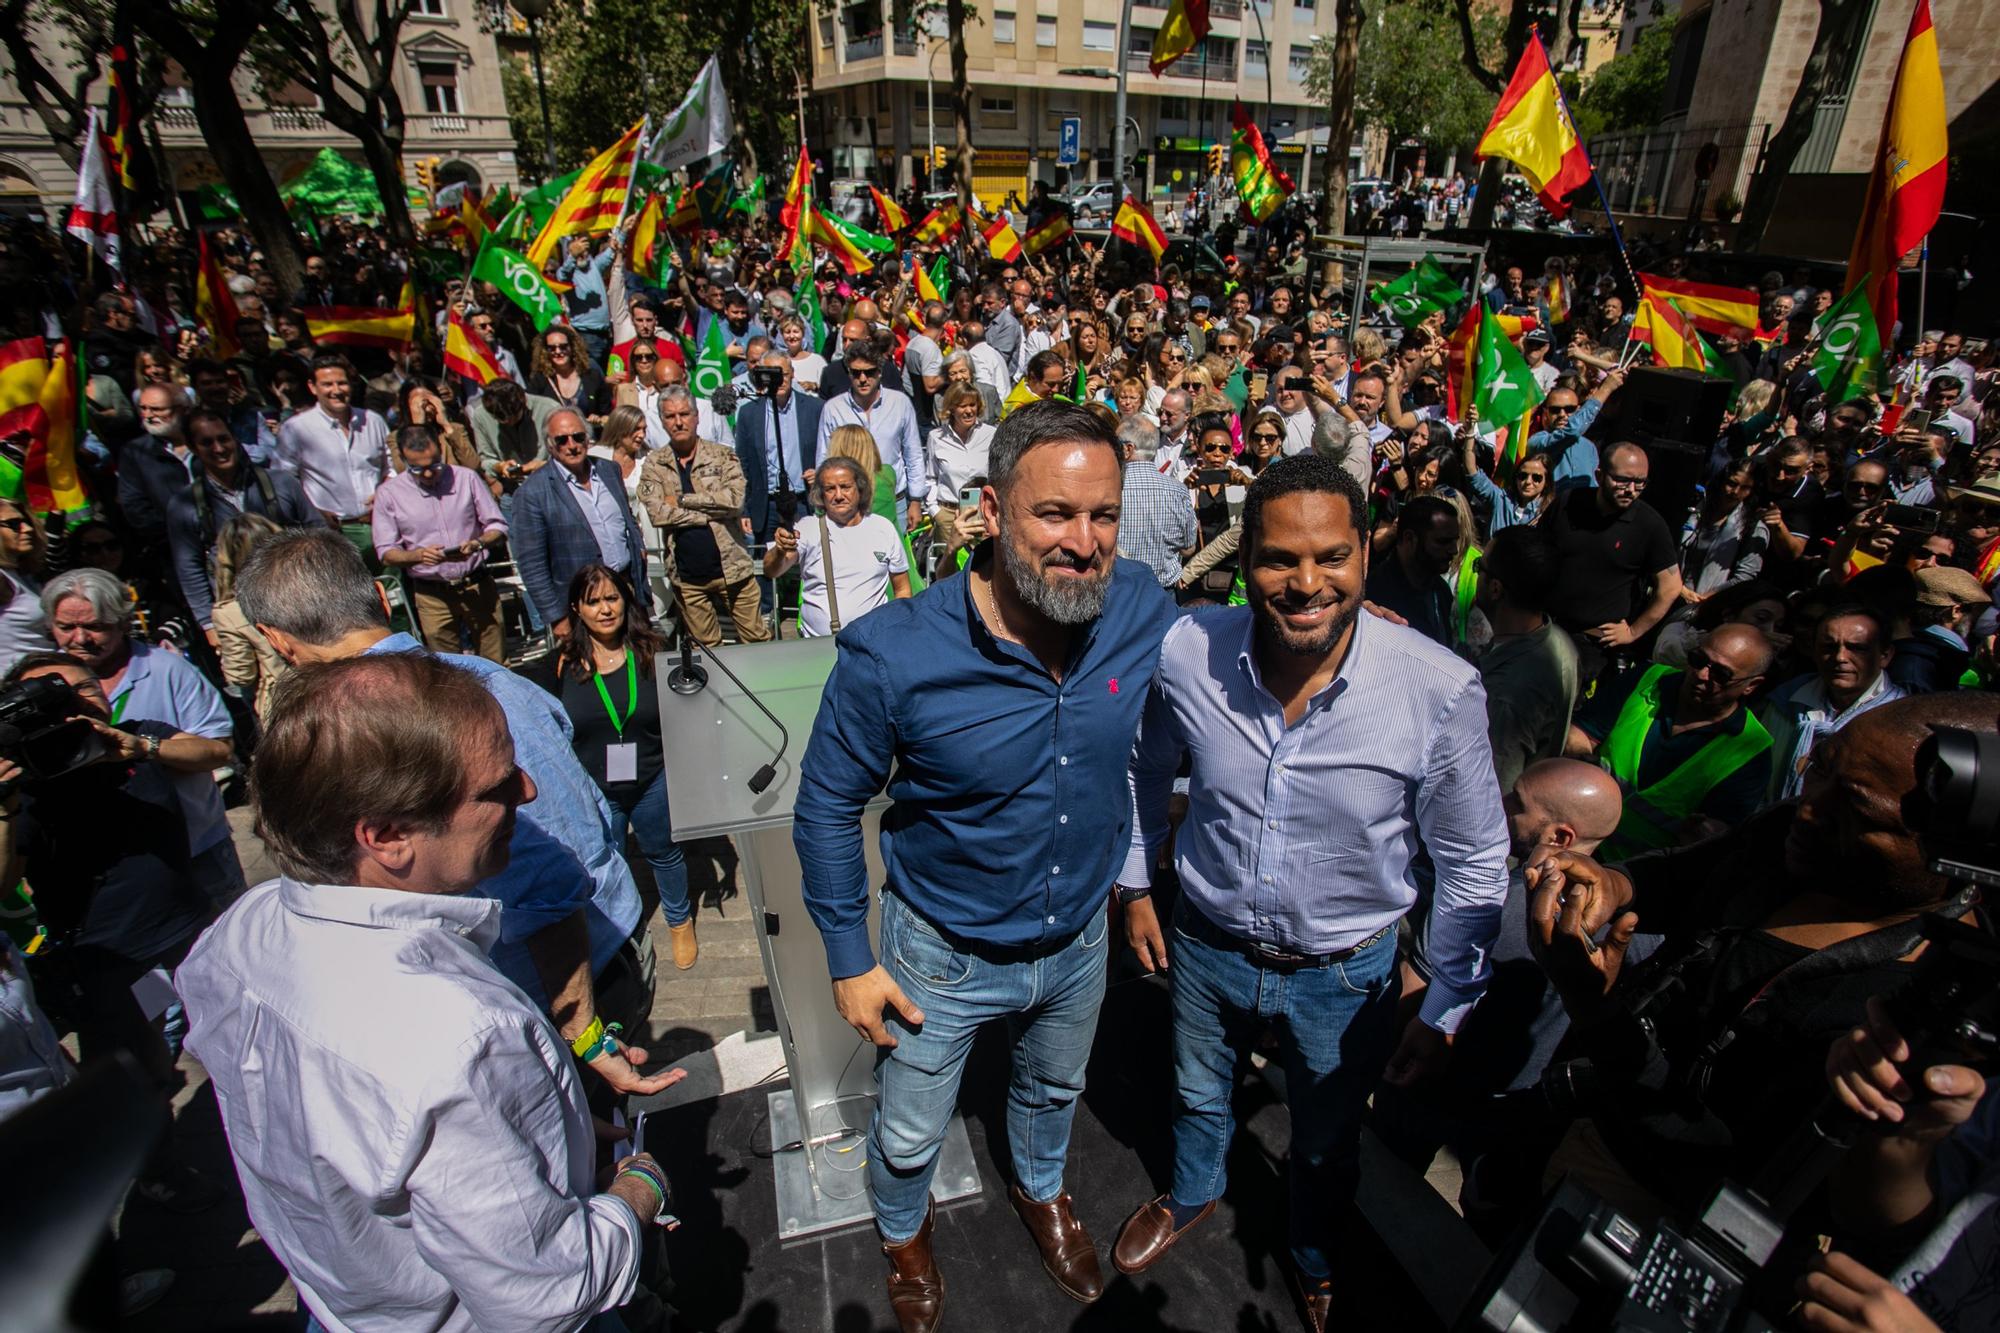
[1182,417,1252,604]
[764,456,910,637]
[925,385,995,563]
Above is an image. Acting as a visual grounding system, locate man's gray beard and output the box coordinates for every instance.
[140,421,175,439]
[998,527,1110,626]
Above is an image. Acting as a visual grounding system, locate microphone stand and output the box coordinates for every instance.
[662,629,791,794]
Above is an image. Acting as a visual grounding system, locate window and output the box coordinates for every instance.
[1288,42,1313,81]
[819,14,835,45]
[980,94,1015,113]
[1082,20,1115,50]
[418,61,460,114]
[1244,38,1268,72]
[1295,0,1314,10]
[1159,97,1190,120]
[1037,15,1057,45]
[410,0,445,15]
[994,9,1015,43]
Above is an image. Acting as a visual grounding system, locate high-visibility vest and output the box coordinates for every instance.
[1452,543,1481,647]
[1599,664,1772,855]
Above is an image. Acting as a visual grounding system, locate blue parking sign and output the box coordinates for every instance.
[1058,117,1080,166]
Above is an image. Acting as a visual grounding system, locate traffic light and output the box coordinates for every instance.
[415,156,441,195]
[1207,145,1226,178]
[933,145,948,170]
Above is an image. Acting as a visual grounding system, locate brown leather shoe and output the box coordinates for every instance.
[668,920,697,970]
[1009,1182,1104,1303]
[1290,1267,1333,1333]
[881,1202,944,1333]
[1111,1194,1215,1275]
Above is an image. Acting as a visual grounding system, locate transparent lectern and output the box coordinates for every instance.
[658,636,982,1240]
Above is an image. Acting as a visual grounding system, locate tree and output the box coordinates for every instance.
[1448,0,1561,229]
[946,0,972,211]
[1569,18,1670,142]
[0,0,168,211]
[1736,0,1877,248]
[251,0,422,249]
[134,0,308,298]
[1311,0,1500,162]
[1314,0,1360,248]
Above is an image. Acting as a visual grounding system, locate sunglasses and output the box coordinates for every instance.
[547,342,572,353]
[849,367,881,378]
[1603,473,1648,490]
[0,518,33,532]
[550,431,589,444]
[1216,342,1240,353]
[1251,431,1283,442]
[632,353,658,363]
[1685,647,1740,687]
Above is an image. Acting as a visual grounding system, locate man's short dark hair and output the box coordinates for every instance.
[1482,525,1560,613]
[1348,367,1387,395]
[187,357,228,382]
[1241,453,1369,549]
[481,377,526,417]
[843,343,880,369]
[1396,494,1457,542]
[4,649,87,686]
[1930,374,1964,395]
[1818,602,1890,648]
[307,351,355,383]
[987,400,1120,496]
[1026,348,1068,382]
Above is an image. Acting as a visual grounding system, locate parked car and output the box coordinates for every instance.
[1063,181,1119,225]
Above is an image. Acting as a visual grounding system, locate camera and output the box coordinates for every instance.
[749,365,785,394]
[0,676,111,786]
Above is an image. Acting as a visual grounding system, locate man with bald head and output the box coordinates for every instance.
[511,407,651,639]
[1543,441,1684,683]
[1571,621,1774,859]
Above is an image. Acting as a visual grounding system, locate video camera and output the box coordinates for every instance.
[1463,727,1999,1333]
[749,364,785,395]
[0,675,110,790]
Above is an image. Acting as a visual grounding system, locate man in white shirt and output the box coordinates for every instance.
[816,345,927,530]
[177,652,676,1333]
[1270,370,1318,456]
[1523,329,1560,393]
[1153,390,1195,483]
[272,354,390,562]
[962,320,1013,402]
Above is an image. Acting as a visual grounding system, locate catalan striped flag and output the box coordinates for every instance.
[1845,0,1948,347]
[871,185,909,232]
[1111,194,1168,261]
[1474,31,1593,218]
[301,303,416,350]
[194,232,241,361]
[912,202,963,245]
[1022,212,1074,257]
[443,308,507,385]
[525,120,646,272]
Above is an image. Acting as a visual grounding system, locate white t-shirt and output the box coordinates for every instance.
[795,512,907,636]
[790,352,828,396]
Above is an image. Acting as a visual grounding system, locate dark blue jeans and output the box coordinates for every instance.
[620,769,691,927]
[1168,903,1400,1280]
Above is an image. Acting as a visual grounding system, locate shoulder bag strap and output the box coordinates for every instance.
[817,511,841,634]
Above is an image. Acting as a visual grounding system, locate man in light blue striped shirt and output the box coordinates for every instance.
[814,344,926,530]
[1108,454,1509,1328]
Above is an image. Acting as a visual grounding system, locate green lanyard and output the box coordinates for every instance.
[109,691,130,725]
[590,653,637,738]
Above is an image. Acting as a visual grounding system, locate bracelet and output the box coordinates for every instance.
[580,1020,623,1063]
[618,1166,666,1215]
[1114,884,1152,906]
[568,1015,604,1059]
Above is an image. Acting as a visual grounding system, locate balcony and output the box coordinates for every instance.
[1125,50,1237,79]
[1211,0,1241,16]
[267,106,327,132]
[845,32,884,60]
[422,114,470,133]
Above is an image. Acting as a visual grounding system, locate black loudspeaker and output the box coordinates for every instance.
[1640,438,1709,531]
[1590,365,1732,451]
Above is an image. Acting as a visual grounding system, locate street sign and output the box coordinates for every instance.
[1058,117,1081,166]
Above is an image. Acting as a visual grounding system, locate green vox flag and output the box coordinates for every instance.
[411,246,463,286]
[928,254,952,302]
[1370,255,1463,329]
[822,213,897,256]
[513,169,581,242]
[1471,306,1546,429]
[691,310,732,400]
[795,272,826,355]
[471,239,564,332]
[694,159,736,225]
[1811,282,1884,406]
[731,174,767,215]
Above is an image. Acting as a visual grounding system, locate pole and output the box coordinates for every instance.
[1247,0,1275,146]
[1917,238,1929,343]
[1113,0,1133,191]
[1532,25,1640,304]
[927,43,938,191]
[530,16,557,178]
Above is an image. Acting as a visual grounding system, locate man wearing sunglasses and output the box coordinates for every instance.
[513,409,651,643]
[817,346,926,532]
[373,426,509,661]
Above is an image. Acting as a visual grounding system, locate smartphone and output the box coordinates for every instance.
[1901,409,1933,434]
[1882,502,1941,534]
[958,484,983,509]
[1198,468,1231,486]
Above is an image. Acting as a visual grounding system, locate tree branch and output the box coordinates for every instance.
[1452,0,1502,93]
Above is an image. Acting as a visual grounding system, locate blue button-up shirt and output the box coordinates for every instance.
[362,633,641,1001]
[816,389,926,502]
[760,394,804,493]
[1533,395,1605,492]
[1122,608,1509,1032]
[796,557,1178,979]
[562,465,632,572]
[108,641,234,855]
[556,248,615,333]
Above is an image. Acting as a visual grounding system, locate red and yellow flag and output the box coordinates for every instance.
[912,202,963,245]
[870,185,909,233]
[1111,195,1168,262]
[301,303,416,350]
[1845,0,1948,347]
[526,120,645,271]
[981,213,1023,263]
[805,207,874,276]
[0,337,89,516]
[630,192,667,280]
[1640,289,1706,371]
[195,233,242,361]
[1023,213,1074,257]
[1150,0,1211,75]
[1630,273,1758,340]
[781,146,814,269]
[1475,33,1593,218]
[443,308,506,385]
[913,257,944,303]
[106,44,137,191]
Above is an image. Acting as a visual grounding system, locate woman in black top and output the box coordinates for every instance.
[552,562,697,968]
[526,325,611,428]
[1182,417,1252,604]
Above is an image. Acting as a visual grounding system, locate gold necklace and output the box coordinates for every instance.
[976,571,1018,645]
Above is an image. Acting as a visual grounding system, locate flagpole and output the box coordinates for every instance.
[1917,237,1929,343]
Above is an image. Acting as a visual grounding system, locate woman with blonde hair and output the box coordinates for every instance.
[136,347,194,406]
[588,404,650,500]
[828,423,899,526]
[209,513,289,718]
[0,497,52,674]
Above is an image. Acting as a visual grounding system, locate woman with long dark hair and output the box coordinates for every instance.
[552,562,698,969]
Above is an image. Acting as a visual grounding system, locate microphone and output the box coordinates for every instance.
[693,642,790,794]
[665,627,708,696]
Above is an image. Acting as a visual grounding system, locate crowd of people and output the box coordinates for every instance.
[0,163,1995,1333]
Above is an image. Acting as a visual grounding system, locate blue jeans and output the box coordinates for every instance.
[620,768,691,926]
[869,890,1110,1242]
[1168,903,1400,1279]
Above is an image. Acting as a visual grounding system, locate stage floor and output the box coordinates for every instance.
[641,975,1448,1333]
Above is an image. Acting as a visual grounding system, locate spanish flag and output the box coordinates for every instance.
[667,186,703,236]
[302,303,416,350]
[1022,212,1073,257]
[1111,194,1168,262]
[870,185,909,233]
[1845,0,1947,347]
[1475,33,1593,218]
[913,252,944,303]
[1150,0,1211,75]
[1630,273,1758,340]
[443,308,507,386]
[106,44,137,190]
[912,202,963,245]
[630,192,667,281]
[1640,291,1708,372]
[781,145,814,269]
[194,232,242,361]
[981,213,1024,263]
[0,337,89,517]
[805,207,874,275]
[526,120,645,271]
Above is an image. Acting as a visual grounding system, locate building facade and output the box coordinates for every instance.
[0,0,519,218]
[807,0,1357,211]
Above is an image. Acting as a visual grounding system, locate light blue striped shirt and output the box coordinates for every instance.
[816,388,925,501]
[1122,607,1509,1031]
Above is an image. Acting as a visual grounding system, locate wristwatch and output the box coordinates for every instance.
[1114,884,1151,906]
[142,734,162,760]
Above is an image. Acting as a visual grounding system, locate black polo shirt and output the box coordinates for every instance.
[1542,486,1678,634]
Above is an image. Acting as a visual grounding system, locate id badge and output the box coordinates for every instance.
[606,742,639,783]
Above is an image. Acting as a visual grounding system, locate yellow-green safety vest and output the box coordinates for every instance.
[1452,543,1481,647]
[1599,664,1772,855]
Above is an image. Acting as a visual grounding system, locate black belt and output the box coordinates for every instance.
[1174,899,1392,972]
[411,570,493,591]
[890,892,1080,964]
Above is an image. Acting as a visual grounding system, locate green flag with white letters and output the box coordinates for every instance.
[470,239,564,333]
[1810,282,1884,406]
[1371,255,1464,329]
[1471,306,1546,430]
[690,311,731,401]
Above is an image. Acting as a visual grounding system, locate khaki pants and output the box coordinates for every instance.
[412,575,504,662]
[674,575,771,647]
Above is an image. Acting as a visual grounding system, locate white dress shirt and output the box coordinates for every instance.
[925,421,995,512]
[968,341,1012,398]
[637,386,726,454]
[177,879,643,1333]
[1278,404,1316,457]
[273,405,390,520]
[1124,608,1509,1032]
